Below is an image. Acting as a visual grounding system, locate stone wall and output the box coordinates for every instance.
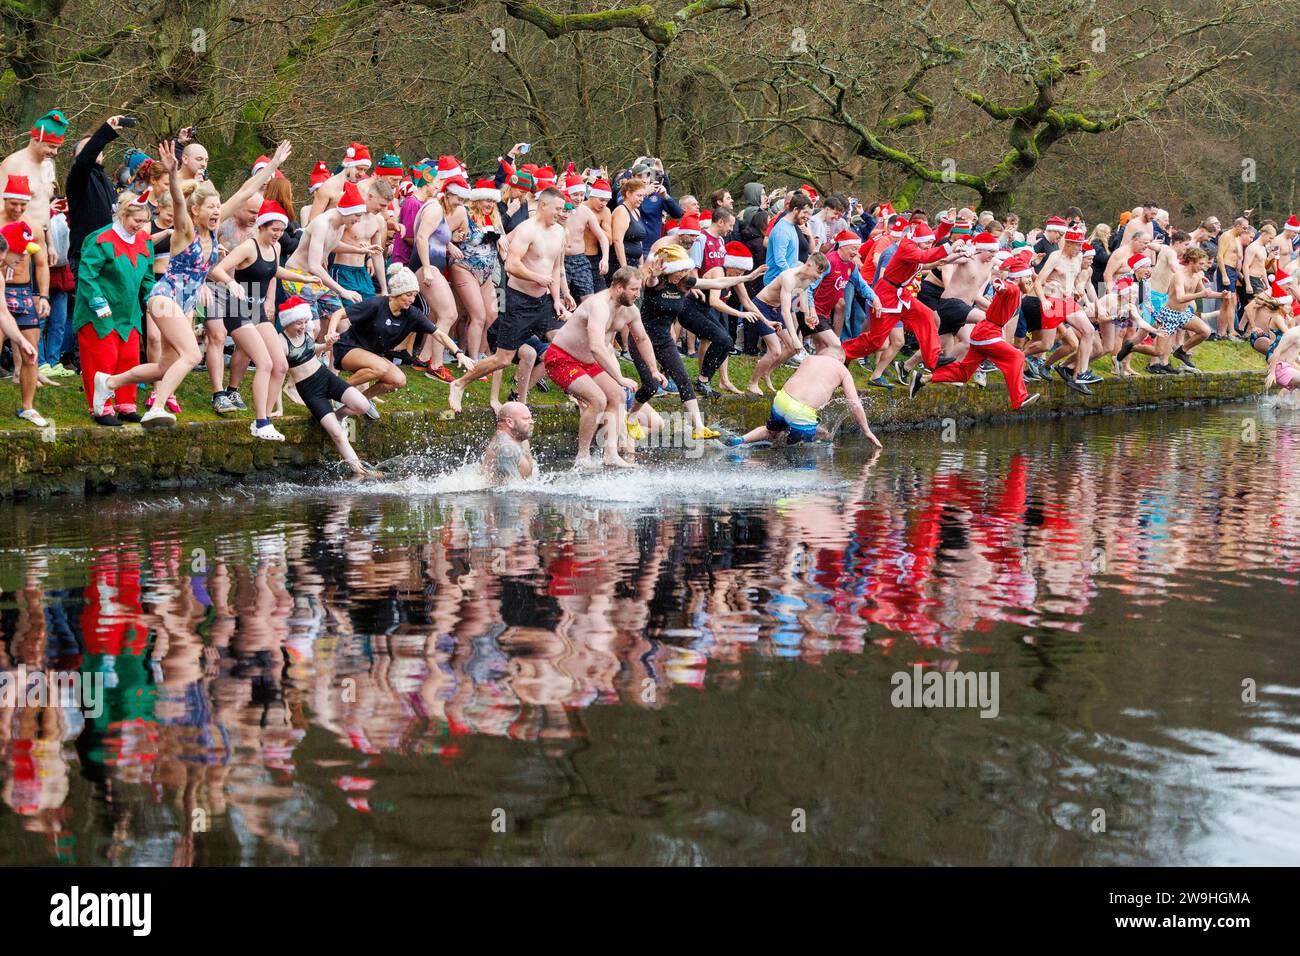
[0,370,1264,498]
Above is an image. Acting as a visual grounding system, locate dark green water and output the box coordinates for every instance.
[1,401,1298,865]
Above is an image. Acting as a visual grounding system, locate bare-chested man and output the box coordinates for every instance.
[1033,227,1096,393]
[1117,201,1158,248]
[1215,217,1250,337]
[282,181,367,327]
[481,401,535,485]
[562,176,609,302]
[907,231,998,377]
[747,254,827,393]
[307,143,371,222]
[1241,222,1276,310]
[727,348,881,449]
[176,141,208,185]
[448,187,574,413]
[330,178,392,300]
[584,179,613,292]
[544,266,665,468]
[0,109,66,246]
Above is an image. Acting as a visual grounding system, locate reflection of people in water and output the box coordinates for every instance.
[481,401,535,484]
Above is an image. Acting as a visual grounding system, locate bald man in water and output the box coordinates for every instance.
[482,401,535,484]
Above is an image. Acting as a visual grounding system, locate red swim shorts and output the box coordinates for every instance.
[544,343,604,390]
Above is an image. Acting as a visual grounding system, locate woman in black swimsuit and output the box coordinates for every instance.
[612,178,648,270]
[277,295,382,479]
[210,200,302,439]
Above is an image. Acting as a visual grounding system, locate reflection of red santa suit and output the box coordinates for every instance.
[843,222,947,368]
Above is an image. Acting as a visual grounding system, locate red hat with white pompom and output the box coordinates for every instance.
[279,295,313,324]
[308,161,330,193]
[1127,253,1152,272]
[1285,215,1300,234]
[589,179,612,200]
[342,143,372,169]
[1005,251,1034,279]
[337,182,366,216]
[723,241,753,270]
[441,175,471,199]
[564,174,586,197]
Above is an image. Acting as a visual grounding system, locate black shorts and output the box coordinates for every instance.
[587,254,607,293]
[1022,296,1044,334]
[495,286,558,353]
[917,280,944,310]
[297,364,350,423]
[565,254,594,299]
[936,297,974,336]
[810,312,836,336]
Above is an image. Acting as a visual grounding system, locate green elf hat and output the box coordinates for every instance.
[508,169,536,192]
[30,109,69,145]
[376,153,404,177]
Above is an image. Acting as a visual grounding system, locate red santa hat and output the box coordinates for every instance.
[533,166,557,190]
[337,182,367,216]
[279,295,313,325]
[800,184,820,204]
[1114,276,1135,293]
[1081,244,1097,258]
[664,218,679,235]
[677,214,702,237]
[1005,251,1034,279]
[589,179,612,201]
[0,221,39,254]
[993,249,1012,265]
[834,230,862,249]
[2,175,32,201]
[723,241,753,271]
[877,202,895,218]
[441,175,471,199]
[251,155,271,175]
[256,200,289,228]
[308,161,330,193]
[564,174,586,197]
[888,215,909,238]
[910,222,935,243]
[1127,253,1152,272]
[1044,216,1067,232]
[1272,280,1294,306]
[342,143,372,169]
[469,178,501,202]
[435,155,461,180]
[1064,225,1086,243]
[1285,215,1300,234]
[124,187,153,208]
[699,209,713,226]
[973,232,999,252]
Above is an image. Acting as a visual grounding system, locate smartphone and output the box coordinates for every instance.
[518,143,531,154]
[119,116,138,128]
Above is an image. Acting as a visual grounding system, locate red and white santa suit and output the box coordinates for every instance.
[930,265,1031,409]
[843,223,948,368]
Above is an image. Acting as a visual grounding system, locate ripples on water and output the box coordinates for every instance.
[1,402,1298,865]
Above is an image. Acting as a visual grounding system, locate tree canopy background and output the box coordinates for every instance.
[3,0,1297,226]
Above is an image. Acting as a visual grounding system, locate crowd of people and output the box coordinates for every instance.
[2,110,1299,475]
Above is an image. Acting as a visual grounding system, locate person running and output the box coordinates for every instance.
[447,187,573,413]
[628,243,762,439]
[910,251,1041,410]
[93,139,291,427]
[1035,224,1097,393]
[446,178,504,361]
[326,265,471,401]
[545,266,664,468]
[276,295,382,479]
[843,221,967,371]
[409,175,470,382]
[481,401,535,484]
[1129,246,1224,374]
[747,254,828,393]
[208,200,299,438]
[726,348,881,448]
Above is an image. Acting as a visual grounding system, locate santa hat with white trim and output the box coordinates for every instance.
[256,200,289,228]
[337,182,366,216]
[1044,216,1067,233]
[888,214,909,238]
[342,143,372,169]
[1064,225,1086,243]
[124,187,153,208]
[1005,251,1034,279]
[658,244,694,274]
[677,214,702,237]
[308,161,330,193]
[664,219,679,236]
[589,179,612,200]
[469,178,501,202]
[1127,253,1152,272]
[1272,280,1294,306]
[441,175,471,199]
[973,232,999,252]
[564,174,586,198]
[910,222,936,243]
[1285,215,1300,234]
[723,241,753,270]
[279,295,313,325]
[2,175,33,201]
[251,155,271,175]
[834,230,862,249]
[435,155,461,180]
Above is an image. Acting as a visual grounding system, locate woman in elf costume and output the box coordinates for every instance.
[73,189,154,425]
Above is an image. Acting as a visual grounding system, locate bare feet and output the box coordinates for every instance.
[746,383,764,396]
[574,456,601,470]
[603,455,637,468]
[447,380,464,414]
[721,381,743,394]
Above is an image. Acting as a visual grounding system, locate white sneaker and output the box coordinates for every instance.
[972,370,987,388]
[788,351,806,365]
[140,405,176,428]
[250,422,286,441]
[91,371,114,413]
[16,408,48,427]
[365,401,380,421]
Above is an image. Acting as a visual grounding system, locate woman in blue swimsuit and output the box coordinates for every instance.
[410,175,467,383]
[95,139,294,428]
[446,179,504,360]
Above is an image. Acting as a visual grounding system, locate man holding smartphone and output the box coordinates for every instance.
[66,114,134,276]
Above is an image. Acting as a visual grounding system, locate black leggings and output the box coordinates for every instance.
[630,319,695,404]
[679,299,733,381]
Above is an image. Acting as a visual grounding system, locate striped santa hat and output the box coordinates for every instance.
[337,182,366,216]
[279,295,313,325]
[1044,216,1067,233]
[723,241,753,270]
